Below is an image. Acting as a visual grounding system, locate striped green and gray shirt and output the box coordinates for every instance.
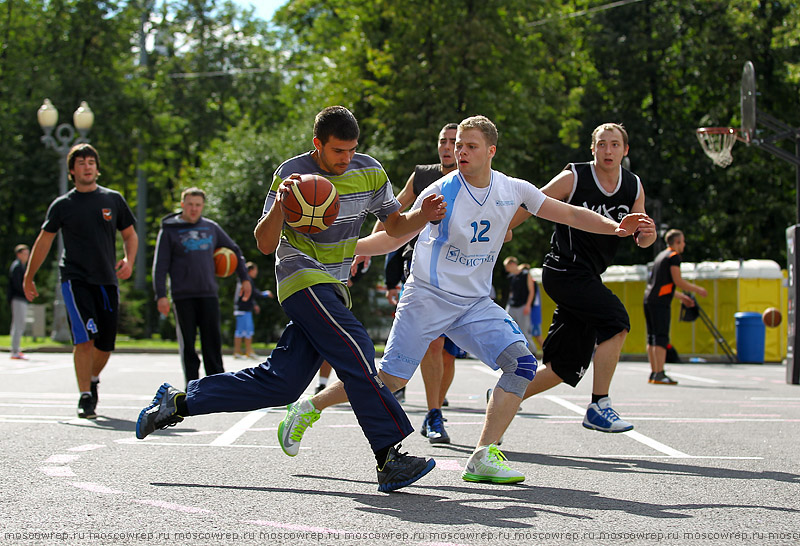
[263,151,401,305]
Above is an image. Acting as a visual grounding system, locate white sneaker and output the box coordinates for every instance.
[583,397,633,433]
[277,396,320,456]
[246,353,261,361]
[233,353,245,359]
[462,444,524,483]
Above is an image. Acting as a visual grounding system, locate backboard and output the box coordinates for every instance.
[741,60,756,143]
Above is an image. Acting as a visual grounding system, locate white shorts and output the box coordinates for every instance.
[380,279,527,380]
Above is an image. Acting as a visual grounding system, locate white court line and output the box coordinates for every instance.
[39,466,76,477]
[0,363,73,374]
[116,438,288,449]
[665,372,719,384]
[70,482,124,494]
[134,499,212,514]
[0,418,62,424]
[44,454,80,464]
[210,409,270,446]
[544,395,691,458]
[68,444,106,452]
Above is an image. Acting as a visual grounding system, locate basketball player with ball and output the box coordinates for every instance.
[152,187,251,386]
[287,116,651,484]
[137,106,446,493]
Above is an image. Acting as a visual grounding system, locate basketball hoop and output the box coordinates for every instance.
[696,127,742,168]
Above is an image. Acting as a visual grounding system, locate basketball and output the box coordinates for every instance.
[281,174,339,234]
[762,307,782,328]
[213,247,237,278]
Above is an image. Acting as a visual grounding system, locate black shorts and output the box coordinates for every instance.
[643,303,671,348]
[541,264,630,387]
[61,279,119,352]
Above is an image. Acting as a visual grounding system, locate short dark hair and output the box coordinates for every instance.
[441,123,458,133]
[67,143,100,179]
[665,228,684,246]
[313,106,360,144]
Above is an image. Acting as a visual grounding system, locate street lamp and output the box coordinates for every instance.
[37,98,94,342]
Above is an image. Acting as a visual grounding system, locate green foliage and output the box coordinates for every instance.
[2,0,799,341]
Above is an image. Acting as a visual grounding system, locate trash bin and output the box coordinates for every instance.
[734,312,765,363]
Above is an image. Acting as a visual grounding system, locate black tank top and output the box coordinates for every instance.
[545,162,640,276]
[412,164,444,196]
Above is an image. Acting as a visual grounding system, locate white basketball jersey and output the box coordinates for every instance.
[409,170,545,297]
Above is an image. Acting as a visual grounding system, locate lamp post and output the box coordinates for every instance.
[37,98,95,342]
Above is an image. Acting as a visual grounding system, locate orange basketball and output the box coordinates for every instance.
[281,174,339,234]
[762,307,782,328]
[213,247,237,278]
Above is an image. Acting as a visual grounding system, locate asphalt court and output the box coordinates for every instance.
[2,351,800,546]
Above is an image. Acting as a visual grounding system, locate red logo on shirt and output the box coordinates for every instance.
[102,209,112,221]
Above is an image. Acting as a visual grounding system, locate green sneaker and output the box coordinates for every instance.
[462,444,525,484]
[277,396,320,456]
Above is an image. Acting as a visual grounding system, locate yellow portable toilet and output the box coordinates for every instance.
[666,260,786,362]
[535,260,787,362]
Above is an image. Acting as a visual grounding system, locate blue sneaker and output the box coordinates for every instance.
[583,397,633,433]
[425,408,450,444]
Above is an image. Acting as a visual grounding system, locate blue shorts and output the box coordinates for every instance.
[234,311,254,338]
[62,279,119,351]
[442,337,467,358]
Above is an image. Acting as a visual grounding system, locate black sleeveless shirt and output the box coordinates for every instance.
[545,162,640,276]
[412,164,445,197]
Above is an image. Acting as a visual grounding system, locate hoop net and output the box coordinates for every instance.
[696,127,739,168]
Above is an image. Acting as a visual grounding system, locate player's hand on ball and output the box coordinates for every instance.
[421,193,447,223]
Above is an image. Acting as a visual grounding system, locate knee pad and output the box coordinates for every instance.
[495,341,538,397]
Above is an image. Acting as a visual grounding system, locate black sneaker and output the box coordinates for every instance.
[420,413,429,437]
[376,444,435,492]
[136,383,185,439]
[425,408,450,444]
[314,384,326,395]
[90,379,100,410]
[442,397,449,407]
[393,386,406,403]
[77,393,96,419]
[649,371,678,385]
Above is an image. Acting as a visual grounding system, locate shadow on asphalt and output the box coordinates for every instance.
[505,451,800,485]
[148,475,798,525]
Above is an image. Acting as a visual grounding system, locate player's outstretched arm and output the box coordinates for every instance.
[536,197,650,237]
[382,193,446,238]
[355,229,420,257]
